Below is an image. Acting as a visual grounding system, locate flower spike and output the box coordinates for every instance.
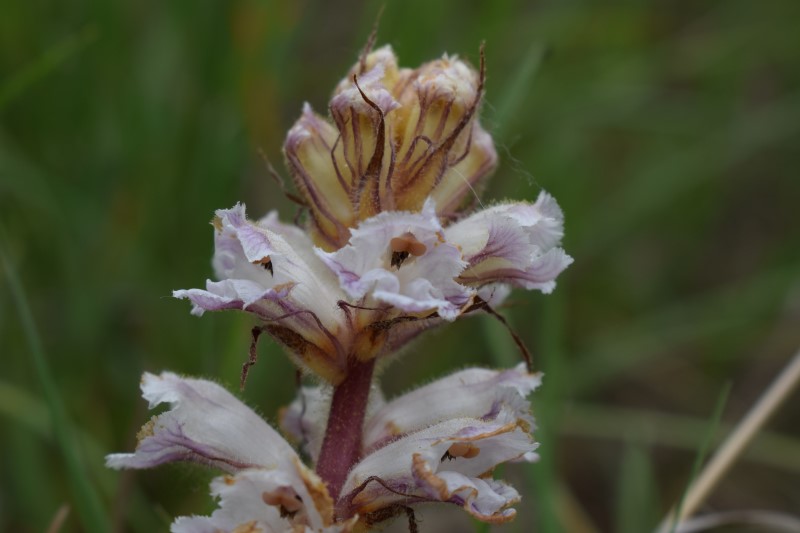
[109,364,540,531]
[132,42,574,532]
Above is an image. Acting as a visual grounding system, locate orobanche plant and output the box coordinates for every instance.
[108,42,572,532]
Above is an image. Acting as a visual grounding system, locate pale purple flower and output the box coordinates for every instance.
[315,199,472,320]
[174,204,343,325]
[446,191,574,294]
[172,204,353,382]
[107,365,540,531]
[282,364,540,524]
[107,373,337,532]
[282,364,539,463]
[313,191,571,321]
[170,202,474,382]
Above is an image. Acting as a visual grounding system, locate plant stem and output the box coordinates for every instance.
[656,347,800,533]
[316,357,376,501]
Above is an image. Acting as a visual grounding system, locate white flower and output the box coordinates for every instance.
[446,191,574,294]
[107,365,539,531]
[173,204,344,328]
[171,203,472,380]
[315,198,472,320]
[106,373,337,532]
[282,364,540,525]
[170,469,352,533]
[173,204,354,382]
[314,191,572,322]
[361,365,539,453]
[343,414,531,523]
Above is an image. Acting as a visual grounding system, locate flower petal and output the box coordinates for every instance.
[106,372,299,472]
[284,104,355,250]
[279,385,330,463]
[171,470,300,533]
[476,283,511,308]
[173,279,292,316]
[430,125,497,216]
[316,199,473,320]
[341,408,536,523]
[332,59,400,117]
[334,45,404,98]
[445,192,573,292]
[418,469,520,523]
[171,466,341,533]
[363,364,540,452]
[175,204,343,326]
[392,54,493,214]
[174,205,351,382]
[330,61,399,223]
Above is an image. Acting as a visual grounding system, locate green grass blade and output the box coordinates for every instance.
[616,440,659,533]
[0,25,96,112]
[0,229,111,533]
[0,379,49,435]
[667,383,731,533]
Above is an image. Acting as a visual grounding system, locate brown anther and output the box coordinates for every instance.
[390,250,410,268]
[389,232,426,268]
[253,256,273,276]
[441,442,480,461]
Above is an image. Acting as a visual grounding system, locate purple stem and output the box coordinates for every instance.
[316,357,376,501]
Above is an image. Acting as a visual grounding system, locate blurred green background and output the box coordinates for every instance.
[2,1,799,532]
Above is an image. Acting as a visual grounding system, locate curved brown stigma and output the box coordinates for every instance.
[389,232,426,268]
[253,255,274,276]
[441,442,481,461]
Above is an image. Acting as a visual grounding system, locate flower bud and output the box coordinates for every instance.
[284,104,354,249]
[284,45,497,251]
[391,54,496,213]
[328,62,399,222]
